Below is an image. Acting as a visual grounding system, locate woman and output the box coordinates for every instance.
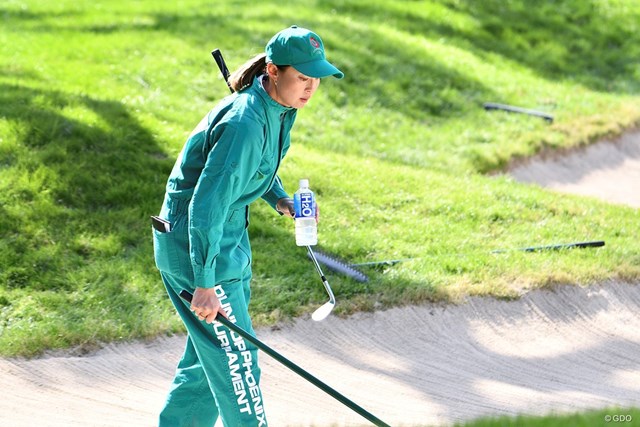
[152,26,343,427]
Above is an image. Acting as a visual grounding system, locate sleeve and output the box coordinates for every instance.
[261,175,290,209]
[188,121,263,288]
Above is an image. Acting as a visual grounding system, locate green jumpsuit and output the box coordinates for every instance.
[153,75,296,427]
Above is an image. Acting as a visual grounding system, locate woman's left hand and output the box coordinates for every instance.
[276,197,320,222]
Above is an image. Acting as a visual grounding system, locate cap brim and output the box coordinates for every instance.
[292,59,344,79]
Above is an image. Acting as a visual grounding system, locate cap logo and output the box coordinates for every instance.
[309,37,320,48]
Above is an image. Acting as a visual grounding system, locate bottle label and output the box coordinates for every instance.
[294,191,315,218]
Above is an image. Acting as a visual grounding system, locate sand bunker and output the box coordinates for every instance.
[1,281,639,427]
[510,129,640,208]
[1,132,639,427]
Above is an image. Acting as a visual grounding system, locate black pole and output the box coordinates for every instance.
[211,49,233,94]
[491,240,605,254]
[179,290,391,427]
[483,102,554,123]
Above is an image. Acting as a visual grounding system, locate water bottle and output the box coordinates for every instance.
[294,178,317,246]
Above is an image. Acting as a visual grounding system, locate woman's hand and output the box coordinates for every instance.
[190,287,228,323]
[276,197,295,218]
[276,197,320,222]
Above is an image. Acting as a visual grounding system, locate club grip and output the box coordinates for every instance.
[179,289,193,302]
[211,48,233,93]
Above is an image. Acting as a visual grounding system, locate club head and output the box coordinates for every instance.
[312,301,335,322]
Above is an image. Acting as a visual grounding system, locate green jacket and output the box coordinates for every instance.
[164,76,297,287]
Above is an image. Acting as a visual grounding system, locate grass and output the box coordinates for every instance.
[1,0,639,361]
[456,406,640,427]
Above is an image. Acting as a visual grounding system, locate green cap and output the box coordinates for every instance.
[265,26,344,79]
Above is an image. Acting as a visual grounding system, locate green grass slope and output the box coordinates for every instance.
[1,0,639,357]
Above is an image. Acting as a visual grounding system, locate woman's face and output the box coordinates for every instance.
[267,64,320,109]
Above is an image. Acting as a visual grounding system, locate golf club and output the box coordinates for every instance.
[314,240,605,280]
[306,245,336,321]
[179,290,391,427]
[491,240,604,253]
[484,102,554,123]
[212,48,232,93]
[211,48,337,321]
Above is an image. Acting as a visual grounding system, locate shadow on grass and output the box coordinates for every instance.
[4,5,497,120]
[2,0,638,356]
[322,0,640,95]
[0,81,174,353]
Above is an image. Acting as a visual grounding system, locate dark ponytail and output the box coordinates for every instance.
[228,53,267,92]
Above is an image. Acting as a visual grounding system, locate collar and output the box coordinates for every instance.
[252,75,295,114]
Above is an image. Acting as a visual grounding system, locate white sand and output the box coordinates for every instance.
[2,132,639,427]
[509,129,640,208]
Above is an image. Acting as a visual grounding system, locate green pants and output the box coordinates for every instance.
[154,198,268,427]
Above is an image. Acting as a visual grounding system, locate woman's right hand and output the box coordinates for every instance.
[190,287,228,323]
[276,197,295,218]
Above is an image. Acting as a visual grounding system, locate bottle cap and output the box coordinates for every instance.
[299,178,309,188]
